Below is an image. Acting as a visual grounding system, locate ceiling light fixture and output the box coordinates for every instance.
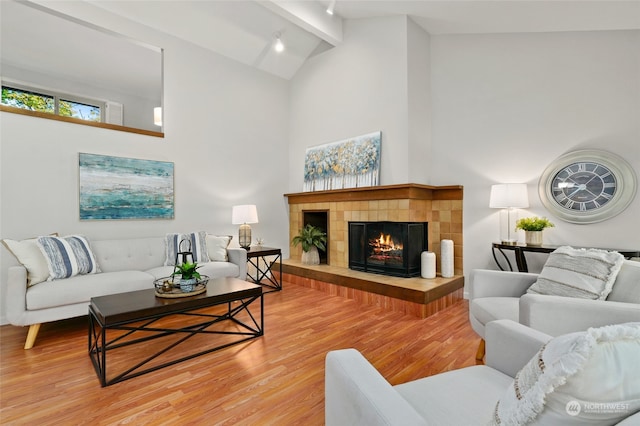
[326,0,336,15]
[274,32,284,53]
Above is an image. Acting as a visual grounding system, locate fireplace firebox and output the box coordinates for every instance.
[349,221,427,277]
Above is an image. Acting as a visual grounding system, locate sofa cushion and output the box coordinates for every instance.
[527,246,624,300]
[491,322,640,425]
[2,236,53,286]
[607,260,640,304]
[91,237,165,273]
[26,271,153,310]
[396,365,512,424]
[198,261,239,279]
[37,235,99,280]
[206,235,232,261]
[470,297,519,327]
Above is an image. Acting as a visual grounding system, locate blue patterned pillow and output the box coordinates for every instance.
[36,235,100,280]
[164,231,210,266]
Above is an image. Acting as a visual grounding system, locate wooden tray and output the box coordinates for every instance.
[154,276,209,298]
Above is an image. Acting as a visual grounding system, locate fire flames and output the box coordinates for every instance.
[370,233,403,254]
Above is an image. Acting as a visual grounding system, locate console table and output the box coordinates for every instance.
[246,246,282,291]
[492,243,640,273]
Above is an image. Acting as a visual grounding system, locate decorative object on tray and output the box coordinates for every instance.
[154,275,209,298]
[157,237,205,295]
[303,131,381,192]
[515,216,554,246]
[292,224,327,265]
[172,261,202,292]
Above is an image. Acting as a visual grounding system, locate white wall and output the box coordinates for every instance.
[431,30,640,275]
[289,16,411,190]
[0,5,291,324]
[407,18,431,184]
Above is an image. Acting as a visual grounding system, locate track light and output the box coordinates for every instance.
[274,32,284,53]
[326,0,336,15]
[275,37,284,52]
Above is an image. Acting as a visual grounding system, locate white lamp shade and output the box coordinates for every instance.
[232,205,259,224]
[489,184,529,208]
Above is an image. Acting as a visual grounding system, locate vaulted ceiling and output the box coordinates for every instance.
[3,0,639,90]
[91,0,640,80]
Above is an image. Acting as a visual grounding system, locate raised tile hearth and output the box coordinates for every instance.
[280,259,464,318]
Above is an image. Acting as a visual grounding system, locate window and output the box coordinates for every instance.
[1,82,104,123]
[1,86,54,113]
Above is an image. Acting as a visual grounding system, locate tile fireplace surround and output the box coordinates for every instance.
[285,183,463,273]
[283,184,464,318]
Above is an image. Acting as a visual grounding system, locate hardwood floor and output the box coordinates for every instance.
[0,279,481,425]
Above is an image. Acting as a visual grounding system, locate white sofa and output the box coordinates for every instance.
[325,320,640,425]
[6,236,247,349]
[469,259,640,359]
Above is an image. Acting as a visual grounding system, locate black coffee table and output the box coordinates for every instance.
[88,277,263,386]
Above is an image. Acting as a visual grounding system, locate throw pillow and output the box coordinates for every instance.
[2,235,57,286]
[527,246,624,300]
[206,235,232,262]
[37,235,100,280]
[490,322,640,425]
[164,232,210,266]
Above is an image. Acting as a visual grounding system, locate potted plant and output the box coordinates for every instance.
[292,224,327,265]
[172,261,202,292]
[515,217,554,246]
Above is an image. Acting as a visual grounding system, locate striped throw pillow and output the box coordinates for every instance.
[527,246,625,300]
[36,235,99,280]
[164,232,210,266]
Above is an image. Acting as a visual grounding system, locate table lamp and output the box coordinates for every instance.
[489,184,529,245]
[232,205,258,249]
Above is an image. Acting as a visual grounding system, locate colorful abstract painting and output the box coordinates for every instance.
[303,131,381,192]
[79,153,174,220]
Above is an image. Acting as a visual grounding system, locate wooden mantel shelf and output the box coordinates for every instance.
[284,183,463,204]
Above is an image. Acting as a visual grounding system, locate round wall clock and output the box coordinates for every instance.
[538,149,637,224]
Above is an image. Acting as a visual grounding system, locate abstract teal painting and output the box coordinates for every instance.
[303,131,381,192]
[79,153,174,220]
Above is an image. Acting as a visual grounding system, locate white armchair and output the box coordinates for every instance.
[325,320,640,425]
[469,259,640,360]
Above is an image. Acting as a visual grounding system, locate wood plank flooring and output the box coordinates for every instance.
[0,279,481,425]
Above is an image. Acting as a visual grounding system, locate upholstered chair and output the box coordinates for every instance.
[469,254,640,361]
[325,320,640,425]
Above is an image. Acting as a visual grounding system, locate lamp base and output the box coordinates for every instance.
[238,223,252,249]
